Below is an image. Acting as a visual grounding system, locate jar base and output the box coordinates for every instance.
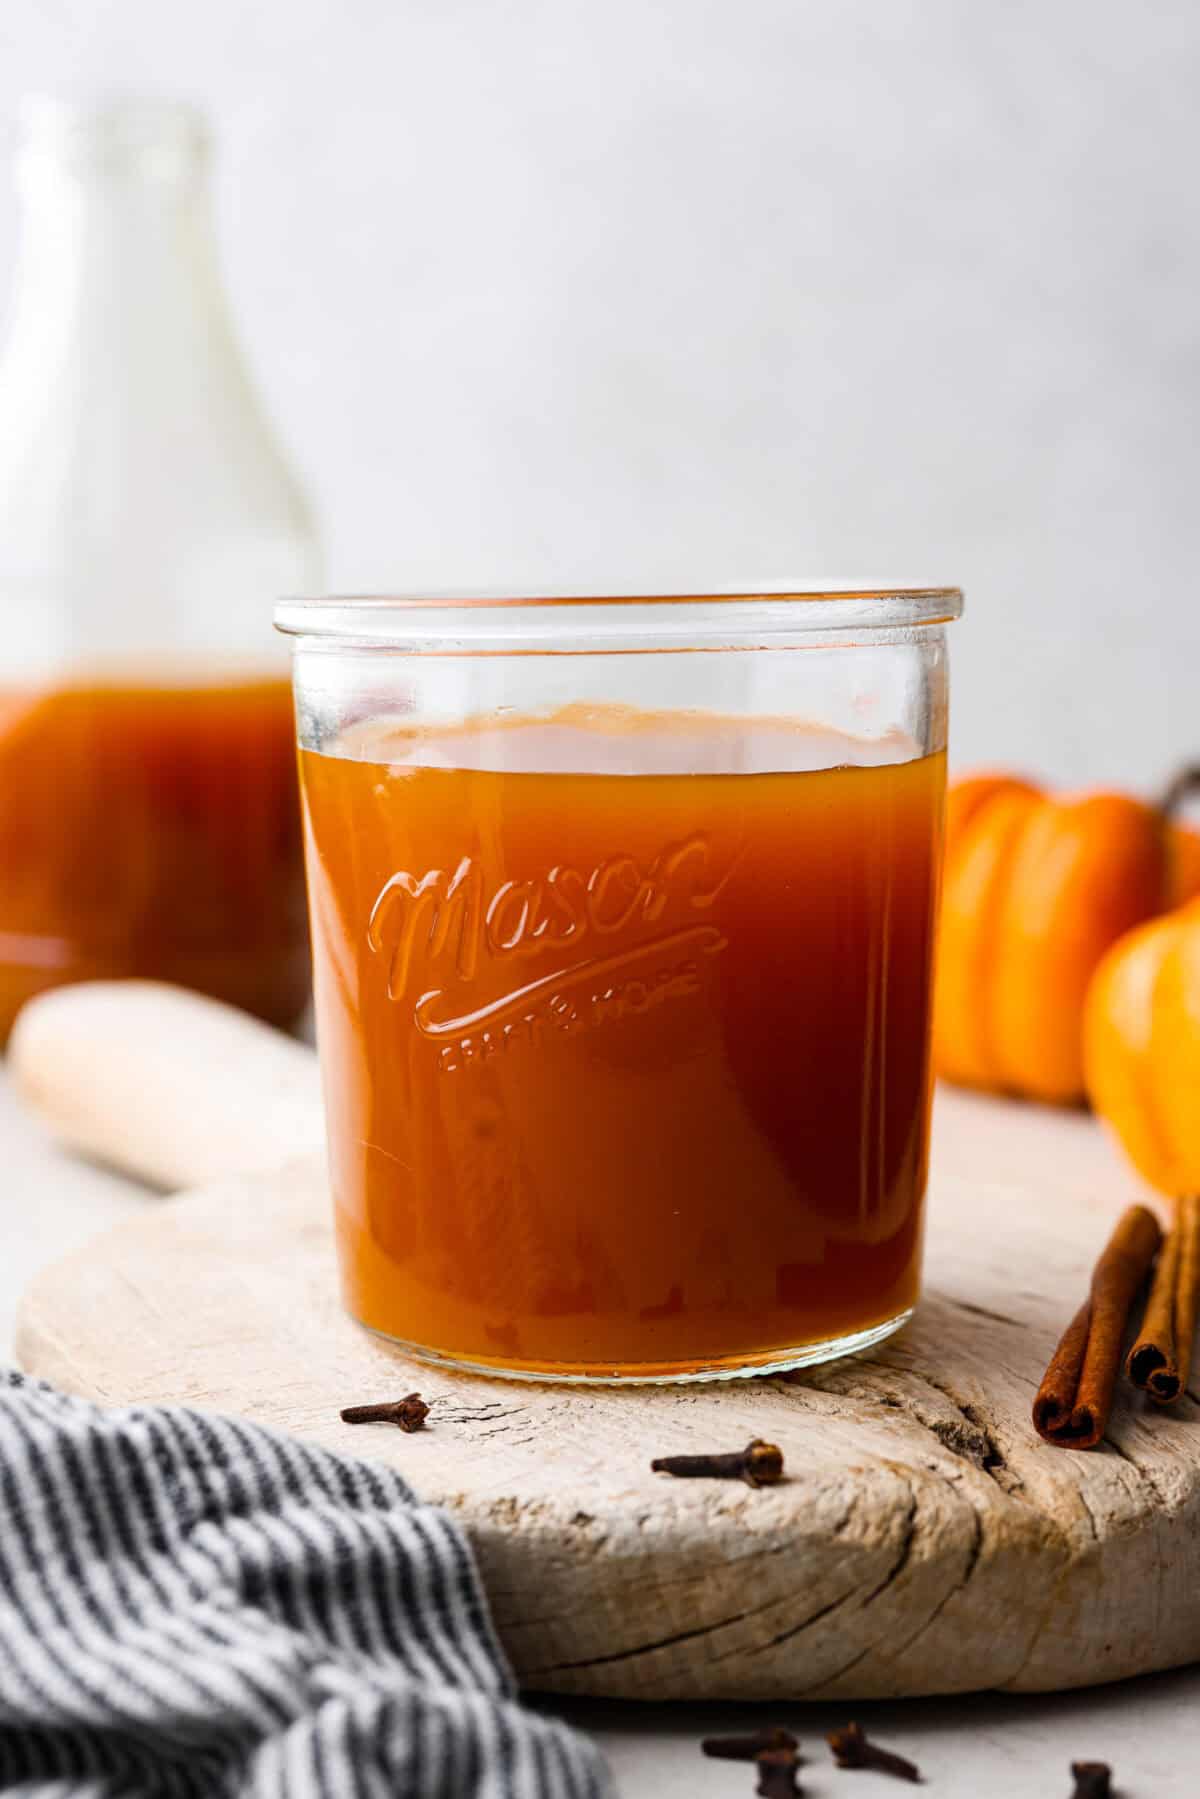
[355,1306,915,1385]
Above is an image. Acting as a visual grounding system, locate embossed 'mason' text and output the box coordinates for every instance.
[366,836,726,1006]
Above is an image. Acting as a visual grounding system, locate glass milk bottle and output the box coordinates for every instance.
[0,97,321,1041]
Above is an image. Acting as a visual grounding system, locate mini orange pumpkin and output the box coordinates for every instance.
[933,773,1197,1105]
[1085,897,1200,1196]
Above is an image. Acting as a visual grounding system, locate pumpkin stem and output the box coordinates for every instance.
[1159,766,1200,822]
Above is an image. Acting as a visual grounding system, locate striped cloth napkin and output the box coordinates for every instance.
[0,1370,611,1797]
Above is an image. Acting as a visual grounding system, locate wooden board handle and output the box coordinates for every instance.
[9,981,324,1191]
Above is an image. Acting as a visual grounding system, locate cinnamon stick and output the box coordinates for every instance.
[1033,1205,1162,1449]
[1126,1194,1200,1405]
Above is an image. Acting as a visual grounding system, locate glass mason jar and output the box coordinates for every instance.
[0,98,321,1041]
[279,587,962,1382]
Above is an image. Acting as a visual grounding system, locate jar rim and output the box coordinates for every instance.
[276,586,963,648]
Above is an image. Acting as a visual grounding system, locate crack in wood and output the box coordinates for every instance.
[791,1485,917,1693]
[432,1403,530,1427]
[523,1592,799,1677]
[1096,1432,1171,1510]
[940,1296,1023,1330]
[871,1482,987,1672]
[1102,1434,1141,1467]
[904,1373,1014,1485]
[525,1494,873,1678]
[1075,1484,1102,1546]
[751,1484,918,1668]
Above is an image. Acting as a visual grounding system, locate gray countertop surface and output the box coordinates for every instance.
[4,1073,1198,1796]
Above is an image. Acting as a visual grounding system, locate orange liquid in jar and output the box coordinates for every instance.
[300,711,945,1378]
[0,678,308,1042]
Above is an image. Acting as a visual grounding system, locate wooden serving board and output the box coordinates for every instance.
[12,984,1200,1702]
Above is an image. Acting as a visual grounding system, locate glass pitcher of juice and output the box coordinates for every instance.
[0,99,321,1040]
[280,587,961,1381]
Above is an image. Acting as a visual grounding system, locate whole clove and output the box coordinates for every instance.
[701,1726,799,1762]
[340,1393,430,1432]
[1070,1763,1112,1799]
[650,1438,784,1487]
[827,1722,921,1783]
[756,1744,804,1797]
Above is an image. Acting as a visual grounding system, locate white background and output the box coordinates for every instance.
[0,2,1194,780]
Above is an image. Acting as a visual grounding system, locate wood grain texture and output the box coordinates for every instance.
[16,1061,1200,1701]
